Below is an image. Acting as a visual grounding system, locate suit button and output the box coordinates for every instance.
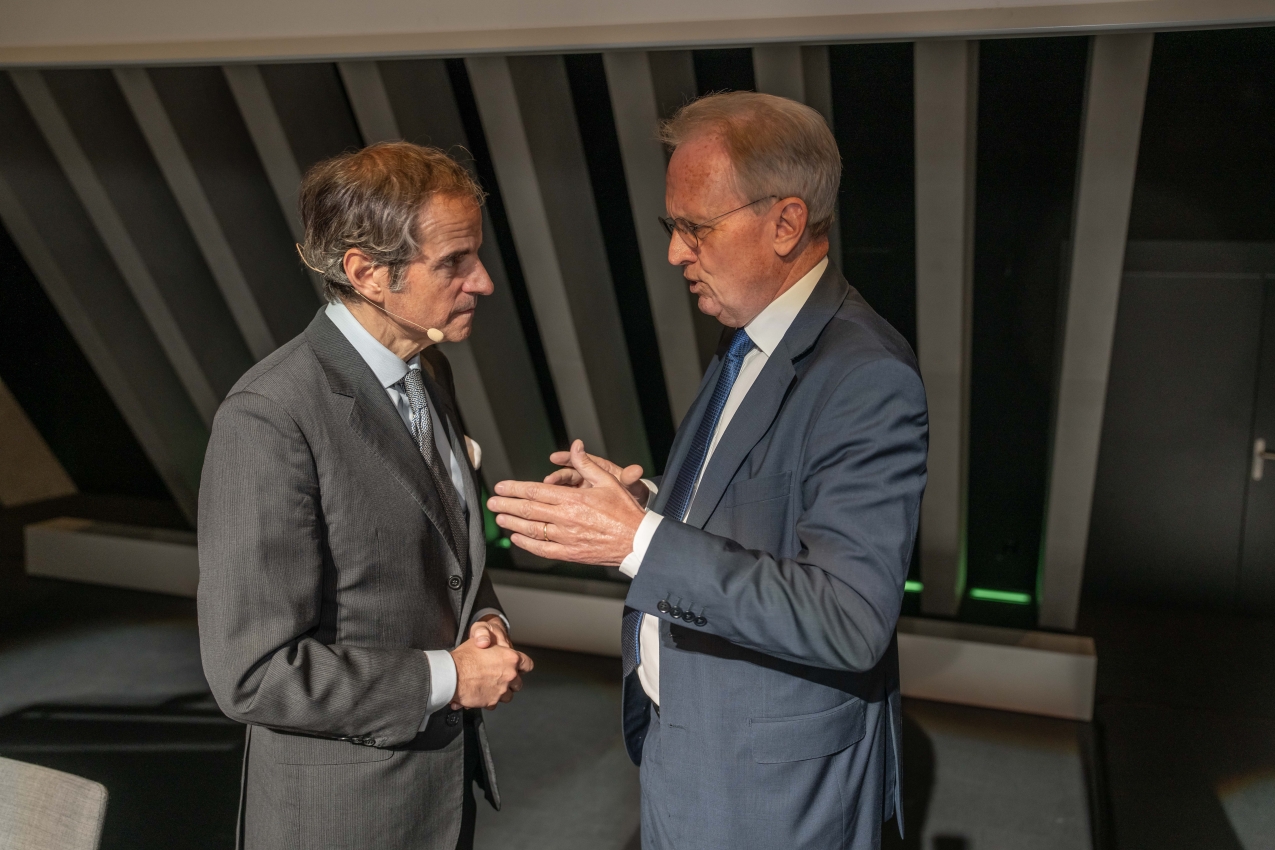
[657,600,671,614]
[670,607,683,618]
[446,711,460,727]
[695,616,708,627]
[681,610,695,623]
[448,575,463,590]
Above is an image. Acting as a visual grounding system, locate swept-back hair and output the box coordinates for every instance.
[659,91,841,238]
[298,141,485,303]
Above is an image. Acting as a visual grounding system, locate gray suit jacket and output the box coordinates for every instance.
[623,267,927,849]
[197,308,503,850]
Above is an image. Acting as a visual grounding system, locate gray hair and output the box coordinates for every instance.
[659,91,841,239]
[297,141,485,303]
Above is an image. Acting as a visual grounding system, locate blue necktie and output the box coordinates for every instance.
[663,328,755,523]
[622,328,754,679]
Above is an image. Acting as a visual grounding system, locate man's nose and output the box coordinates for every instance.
[467,262,495,296]
[667,231,695,266]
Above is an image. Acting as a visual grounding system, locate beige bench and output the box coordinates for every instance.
[0,757,107,850]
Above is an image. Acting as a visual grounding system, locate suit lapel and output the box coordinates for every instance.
[683,355,796,528]
[452,423,486,638]
[349,383,462,573]
[418,366,488,635]
[421,349,485,533]
[652,325,740,515]
[306,311,461,575]
[681,268,851,529]
[651,363,719,516]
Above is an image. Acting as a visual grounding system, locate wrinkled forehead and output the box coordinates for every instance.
[666,134,744,218]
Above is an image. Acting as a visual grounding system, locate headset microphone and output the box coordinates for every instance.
[366,297,448,343]
[297,244,447,343]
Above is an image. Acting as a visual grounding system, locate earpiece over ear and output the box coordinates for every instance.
[296,244,448,343]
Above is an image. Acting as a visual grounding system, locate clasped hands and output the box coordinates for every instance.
[449,614,534,711]
[454,440,646,711]
[486,439,650,567]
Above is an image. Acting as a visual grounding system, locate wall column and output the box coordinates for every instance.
[913,40,978,617]
[1038,33,1155,631]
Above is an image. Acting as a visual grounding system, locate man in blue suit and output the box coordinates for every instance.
[488,91,927,849]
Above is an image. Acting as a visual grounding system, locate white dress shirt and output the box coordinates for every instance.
[619,258,828,706]
[326,301,503,721]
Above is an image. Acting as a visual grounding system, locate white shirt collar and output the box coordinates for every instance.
[325,300,420,388]
[743,256,828,357]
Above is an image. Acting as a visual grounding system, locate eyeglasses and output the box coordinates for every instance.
[658,196,779,251]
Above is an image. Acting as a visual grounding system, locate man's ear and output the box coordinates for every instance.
[343,248,389,303]
[773,198,809,258]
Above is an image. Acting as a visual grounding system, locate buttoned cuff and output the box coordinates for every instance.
[471,608,510,632]
[636,477,658,509]
[421,649,458,728]
[619,510,664,578]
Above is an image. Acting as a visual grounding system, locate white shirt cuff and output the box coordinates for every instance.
[619,510,664,578]
[421,649,458,727]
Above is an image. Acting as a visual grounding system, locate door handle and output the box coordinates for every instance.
[1254,438,1275,481]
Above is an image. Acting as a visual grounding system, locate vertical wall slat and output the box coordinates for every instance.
[338,58,522,487]
[115,66,277,361]
[603,51,704,424]
[466,55,607,455]
[913,40,979,617]
[10,69,221,425]
[223,63,325,299]
[1038,33,1155,630]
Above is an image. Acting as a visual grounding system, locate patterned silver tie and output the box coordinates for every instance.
[621,607,642,678]
[401,367,469,570]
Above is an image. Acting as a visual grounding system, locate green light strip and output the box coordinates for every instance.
[968,587,1033,605]
[904,580,923,593]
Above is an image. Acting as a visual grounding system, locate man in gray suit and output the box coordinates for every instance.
[198,142,533,850]
[488,93,927,848]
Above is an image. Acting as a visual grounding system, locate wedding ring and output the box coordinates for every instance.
[541,522,550,541]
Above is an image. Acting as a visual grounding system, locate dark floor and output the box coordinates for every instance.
[0,588,1090,850]
[1,498,1272,849]
[884,700,1091,850]
[1078,597,1275,850]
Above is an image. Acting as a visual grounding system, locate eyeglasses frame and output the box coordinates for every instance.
[658,195,780,251]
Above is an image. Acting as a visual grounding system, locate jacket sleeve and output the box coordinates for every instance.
[468,570,505,627]
[626,357,928,673]
[197,390,432,747]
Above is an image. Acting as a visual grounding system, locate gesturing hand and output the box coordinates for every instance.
[488,440,648,567]
[543,448,650,508]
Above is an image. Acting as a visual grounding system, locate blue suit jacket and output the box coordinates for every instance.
[623,266,927,849]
